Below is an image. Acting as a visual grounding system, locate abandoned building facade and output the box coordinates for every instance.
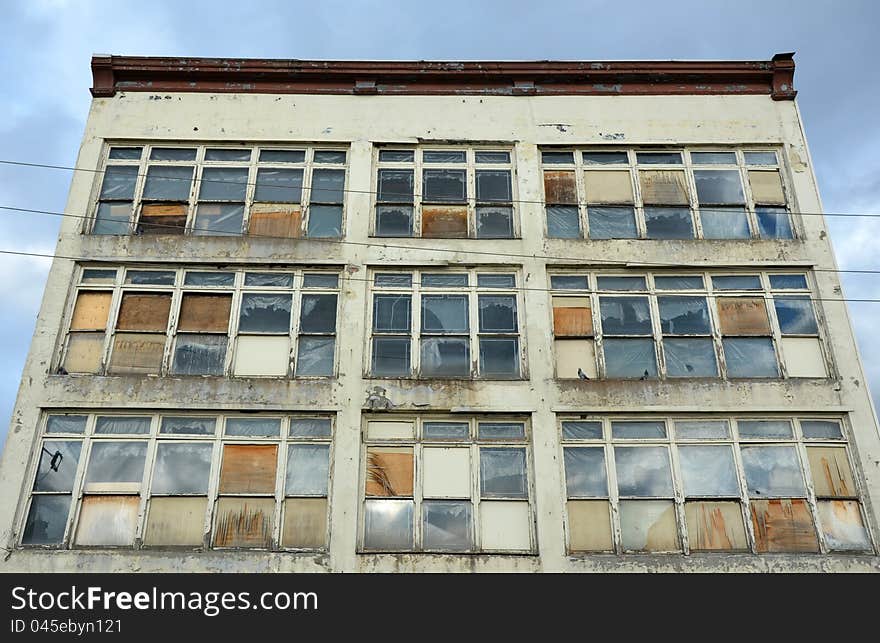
[1,54,879,572]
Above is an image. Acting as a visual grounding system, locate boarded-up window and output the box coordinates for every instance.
[750,498,819,553]
[282,498,327,548]
[108,333,166,375]
[480,500,531,551]
[817,500,871,551]
[218,445,278,494]
[213,497,274,548]
[583,170,633,204]
[748,170,785,204]
[366,447,414,497]
[74,495,139,546]
[782,337,826,378]
[684,501,748,551]
[248,203,302,238]
[553,297,592,337]
[138,203,187,235]
[639,170,689,205]
[567,500,613,552]
[116,293,172,331]
[543,171,577,204]
[618,500,679,552]
[71,292,112,330]
[422,205,468,238]
[178,294,231,332]
[806,446,856,497]
[423,448,470,498]
[63,333,104,373]
[144,497,207,546]
[233,336,290,376]
[717,297,770,335]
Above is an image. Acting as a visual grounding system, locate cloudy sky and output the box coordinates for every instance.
[0,0,878,448]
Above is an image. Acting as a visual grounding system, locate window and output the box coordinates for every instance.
[361,416,534,553]
[373,147,516,238]
[560,415,871,554]
[541,148,793,240]
[21,412,333,550]
[548,270,827,380]
[90,144,347,239]
[60,266,339,378]
[368,269,523,378]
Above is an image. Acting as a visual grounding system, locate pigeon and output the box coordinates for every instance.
[577,368,589,380]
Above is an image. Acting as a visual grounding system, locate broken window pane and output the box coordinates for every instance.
[376,205,413,236]
[480,448,527,498]
[685,501,747,551]
[46,415,87,434]
[219,444,277,494]
[295,337,335,376]
[723,338,778,377]
[143,166,194,201]
[33,441,81,492]
[84,441,147,491]
[423,150,465,163]
[475,151,510,163]
[659,296,710,334]
[637,152,681,164]
[664,338,718,377]
[151,443,212,494]
[366,447,414,496]
[313,150,346,164]
[171,334,227,375]
[422,205,468,237]
[745,151,777,165]
[644,207,694,239]
[817,500,871,551]
[807,446,855,497]
[691,152,736,165]
[543,171,577,204]
[289,418,332,438]
[561,421,603,440]
[481,500,531,550]
[583,151,628,165]
[71,291,112,331]
[619,500,679,552]
[420,338,469,376]
[614,446,672,496]
[423,169,466,201]
[178,294,231,332]
[478,422,525,440]
[254,168,303,202]
[364,499,413,550]
[770,274,808,290]
[22,495,71,545]
[150,147,196,161]
[603,338,657,378]
[372,338,411,376]
[476,170,511,202]
[184,271,235,287]
[478,295,516,332]
[213,497,274,548]
[550,275,588,290]
[717,298,770,335]
[679,445,738,496]
[286,444,330,495]
[639,170,688,204]
[774,297,818,334]
[588,206,637,239]
[116,292,172,331]
[694,170,744,204]
[612,421,666,439]
[144,496,207,546]
[302,273,338,289]
[107,333,164,375]
[546,205,581,238]
[654,275,704,290]
[422,274,468,287]
[738,420,792,439]
[750,498,818,552]
[599,296,651,335]
[244,272,294,288]
[597,276,646,291]
[125,270,175,285]
[193,204,245,235]
[801,420,843,439]
[109,147,142,160]
[567,500,613,552]
[476,206,513,238]
[225,417,281,437]
[95,416,150,435]
[205,148,250,161]
[306,205,342,237]
[100,166,138,199]
[282,497,327,548]
[542,151,574,164]
[748,170,786,204]
[422,295,468,332]
[199,167,247,201]
[756,207,793,239]
[379,149,414,162]
[239,294,292,333]
[75,496,139,546]
[260,149,305,163]
[137,203,187,234]
[377,169,413,203]
[300,294,337,333]
[423,447,470,497]
[423,501,472,551]
[160,416,216,435]
[741,445,805,496]
[700,207,750,239]
[553,297,592,337]
[564,447,607,497]
[479,338,520,377]
[584,170,633,203]
[674,420,730,439]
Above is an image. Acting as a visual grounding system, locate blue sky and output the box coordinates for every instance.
[1,0,878,448]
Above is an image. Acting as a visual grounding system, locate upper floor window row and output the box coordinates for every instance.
[541,147,793,241]
[90,144,348,239]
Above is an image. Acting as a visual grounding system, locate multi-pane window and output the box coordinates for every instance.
[542,148,793,240]
[21,413,333,550]
[368,269,523,378]
[549,270,827,380]
[90,144,347,238]
[360,416,534,553]
[560,415,873,554]
[373,147,516,238]
[60,266,339,378]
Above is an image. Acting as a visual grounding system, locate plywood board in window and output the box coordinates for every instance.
[567,500,613,552]
[178,293,232,332]
[748,170,785,205]
[423,448,470,498]
[233,335,290,376]
[553,296,593,336]
[584,170,633,204]
[139,203,187,234]
[554,339,597,379]
[480,501,531,550]
[807,446,855,498]
[74,495,138,546]
[750,498,819,552]
[366,447,414,497]
[717,297,770,335]
[218,445,278,494]
[213,497,274,548]
[281,498,327,548]
[116,293,172,331]
[543,170,578,204]
[107,333,165,375]
[782,337,826,378]
[63,333,104,373]
[684,501,748,551]
[422,205,468,238]
[71,292,112,330]
[248,203,302,238]
[144,497,207,546]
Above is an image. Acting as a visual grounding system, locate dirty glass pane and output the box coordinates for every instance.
[22,495,71,545]
[150,147,196,161]
[424,422,469,439]
[542,151,574,164]
[817,500,871,551]
[564,447,607,497]
[599,296,651,335]
[588,206,637,239]
[310,169,345,203]
[423,150,466,164]
[306,205,342,237]
[125,270,175,285]
[109,147,142,160]
[93,202,131,234]
[85,441,147,487]
[770,274,808,290]
[475,151,510,163]
[376,205,413,236]
[658,297,710,334]
[286,444,330,495]
[302,274,338,289]
[143,166,194,200]
[664,338,718,377]
[259,149,306,163]
[422,274,468,287]
[478,422,525,440]
[756,207,793,239]
[364,499,413,550]
[774,297,818,334]
[295,337,335,376]
[244,272,294,288]
[423,169,466,201]
[81,269,117,284]
[184,271,235,286]
[313,150,346,164]
[741,445,805,496]
[160,416,216,435]
[674,420,730,439]
[700,207,750,239]
[423,501,472,551]
[193,203,244,235]
[100,165,138,199]
[612,421,666,439]
[583,151,628,165]
[476,170,512,202]
[225,417,281,437]
[95,416,151,435]
[205,148,250,162]
[289,418,332,438]
[151,443,212,494]
[745,151,777,165]
[637,152,681,164]
[679,445,738,496]
[550,275,588,290]
[477,274,515,288]
[254,168,303,203]
[372,295,411,333]
[377,169,413,202]
[644,207,694,239]
[723,338,778,377]
[801,420,843,439]
[33,441,81,492]
[654,276,704,290]
[374,273,412,288]
[300,294,337,333]
[738,420,793,439]
[694,170,744,204]
[46,415,87,434]
[420,338,469,376]
[476,206,513,238]
[614,446,673,496]
[479,295,517,332]
[603,338,657,378]
[238,294,292,333]
[597,276,646,291]
[712,275,761,290]
[199,168,248,201]
[379,150,414,162]
[171,334,227,375]
[421,295,468,332]
[546,205,581,238]
[561,421,603,440]
[480,448,527,498]
[479,338,520,377]
[691,152,737,165]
